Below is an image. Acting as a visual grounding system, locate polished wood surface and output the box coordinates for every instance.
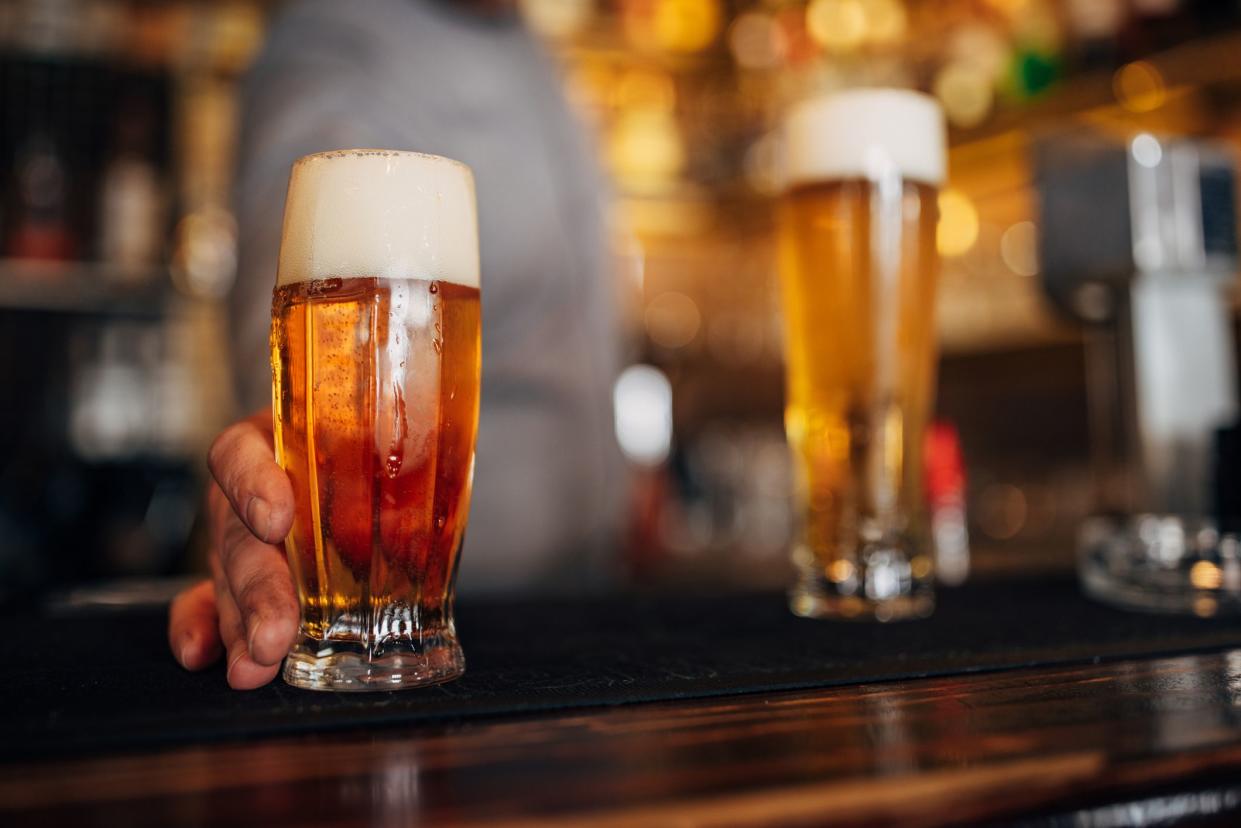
[6,651,1241,826]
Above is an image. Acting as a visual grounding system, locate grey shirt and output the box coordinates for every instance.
[232,0,624,591]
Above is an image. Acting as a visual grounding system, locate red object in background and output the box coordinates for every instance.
[926,420,966,507]
[925,420,970,586]
[626,466,670,582]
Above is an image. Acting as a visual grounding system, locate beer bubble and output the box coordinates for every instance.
[307,277,342,296]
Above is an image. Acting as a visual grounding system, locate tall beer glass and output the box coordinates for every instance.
[271,150,481,690]
[778,90,946,621]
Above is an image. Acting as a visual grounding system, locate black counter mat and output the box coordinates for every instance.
[6,576,1241,760]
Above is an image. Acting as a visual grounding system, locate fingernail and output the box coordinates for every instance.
[226,647,246,683]
[246,496,272,541]
[248,619,264,658]
[179,637,195,668]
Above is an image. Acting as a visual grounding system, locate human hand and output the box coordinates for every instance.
[168,410,299,689]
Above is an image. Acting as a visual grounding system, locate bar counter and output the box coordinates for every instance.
[5,577,1241,826]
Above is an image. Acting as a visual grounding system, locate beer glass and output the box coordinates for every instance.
[778,90,946,621]
[271,150,481,690]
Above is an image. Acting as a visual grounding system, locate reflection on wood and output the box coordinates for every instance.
[6,651,1241,826]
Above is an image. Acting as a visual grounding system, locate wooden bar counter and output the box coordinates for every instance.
[5,651,1241,825]
[4,581,1241,826]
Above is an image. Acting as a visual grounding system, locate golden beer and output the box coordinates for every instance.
[271,150,480,690]
[778,91,946,620]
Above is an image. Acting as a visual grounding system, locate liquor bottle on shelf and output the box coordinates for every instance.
[6,131,76,262]
[97,94,165,280]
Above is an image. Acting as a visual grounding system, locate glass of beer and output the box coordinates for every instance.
[778,90,946,621]
[270,150,481,690]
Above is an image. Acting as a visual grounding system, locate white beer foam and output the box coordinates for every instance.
[784,89,946,188]
[277,149,479,288]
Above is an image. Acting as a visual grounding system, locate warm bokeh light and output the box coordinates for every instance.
[171,207,237,299]
[933,61,993,128]
[948,24,1012,82]
[728,11,787,70]
[828,559,855,583]
[1190,560,1223,590]
[521,0,594,40]
[626,0,722,53]
[645,290,702,349]
[866,0,908,45]
[983,0,1026,15]
[910,555,933,580]
[1194,596,1219,617]
[937,189,980,257]
[978,483,1028,541]
[607,108,686,191]
[1011,0,1062,51]
[1065,0,1124,38]
[805,0,867,52]
[564,59,614,112]
[1114,60,1167,113]
[1000,221,1039,276]
[614,68,677,113]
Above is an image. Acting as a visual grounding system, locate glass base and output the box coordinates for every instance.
[789,587,934,621]
[790,542,934,622]
[1079,515,1241,617]
[282,629,465,692]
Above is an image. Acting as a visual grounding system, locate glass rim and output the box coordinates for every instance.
[292,148,472,175]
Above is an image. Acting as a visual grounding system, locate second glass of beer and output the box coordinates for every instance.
[271,150,481,690]
[778,90,946,621]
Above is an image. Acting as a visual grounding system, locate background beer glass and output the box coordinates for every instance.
[271,150,481,690]
[778,90,946,621]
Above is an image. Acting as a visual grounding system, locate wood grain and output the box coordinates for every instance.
[6,651,1241,826]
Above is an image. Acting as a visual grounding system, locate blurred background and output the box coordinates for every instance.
[2,0,1240,603]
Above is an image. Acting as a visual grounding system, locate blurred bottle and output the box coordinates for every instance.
[926,421,970,586]
[6,132,75,261]
[69,323,151,460]
[98,94,165,278]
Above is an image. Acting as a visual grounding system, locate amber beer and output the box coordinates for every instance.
[271,150,480,690]
[778,90,946,620]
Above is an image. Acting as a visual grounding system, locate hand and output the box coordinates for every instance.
[168,410,299,689]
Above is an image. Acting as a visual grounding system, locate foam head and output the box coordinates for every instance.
[783,89,946,189]
[277,149,479,288]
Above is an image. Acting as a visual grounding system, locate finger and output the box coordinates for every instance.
[214,561,284,691]
[168,579,223,670]
[207,414,294,544]
[217,515,300,667]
